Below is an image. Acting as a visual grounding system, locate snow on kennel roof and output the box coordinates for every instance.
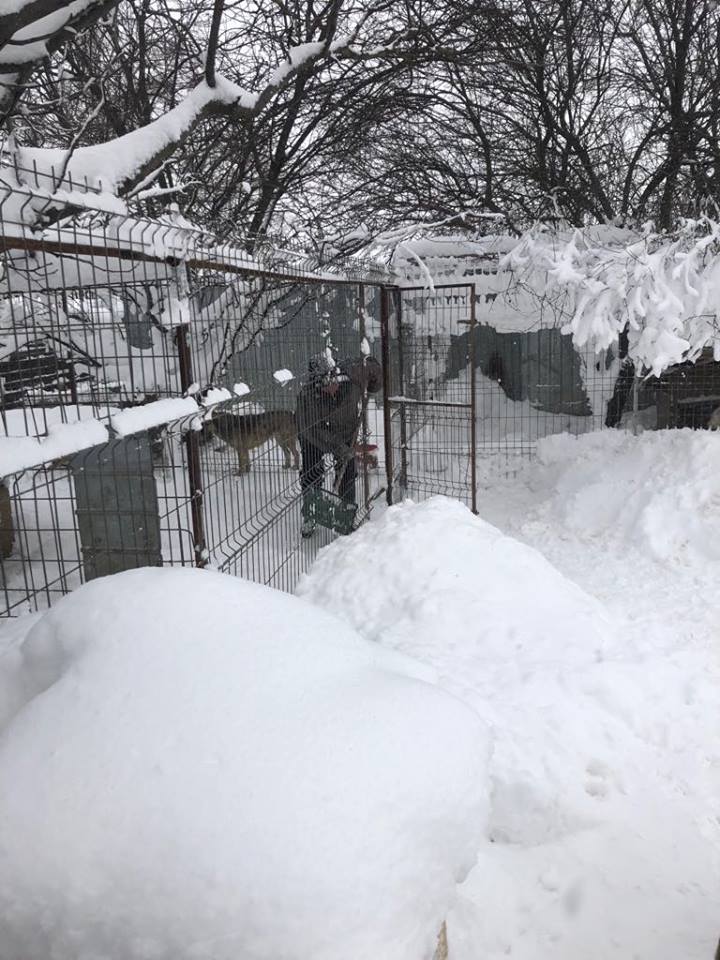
[391,225,637,282]
[394,234,517,264]
[389,233,541,333]
[389,225,641,336]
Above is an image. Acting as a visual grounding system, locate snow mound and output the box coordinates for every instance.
[300,496,617,673]
[299,496,719,959]
[0,567,487,960]
[536,428,720,563]
[0,613,42,730]
[299,497,626,839]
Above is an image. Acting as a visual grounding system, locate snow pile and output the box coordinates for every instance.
[299,497,625,835]
[299,497,719,959]
[301,497,617,664]
[536,428,720,563]
[0,613,42,730]
[0,567,487,960]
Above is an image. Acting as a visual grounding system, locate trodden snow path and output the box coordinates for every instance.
[300,428,720,960]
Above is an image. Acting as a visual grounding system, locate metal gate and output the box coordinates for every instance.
[381,284,478,512]
[380,281,622,512]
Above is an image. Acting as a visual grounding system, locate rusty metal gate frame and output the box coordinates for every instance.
[381,282,478,514]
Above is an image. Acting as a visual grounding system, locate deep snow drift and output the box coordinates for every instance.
[0,611,42,730]
[0,567,487,960]
[300,498,636,850]
[535,427,720,563]
[299,472,720,960]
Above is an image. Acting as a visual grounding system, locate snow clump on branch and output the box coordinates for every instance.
[503,220,720,375]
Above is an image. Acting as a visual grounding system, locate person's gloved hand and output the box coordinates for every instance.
[333,442,354,462]
[364,356,382,393]
[349,356,381,393]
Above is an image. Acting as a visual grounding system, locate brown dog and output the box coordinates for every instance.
[204,410,299,474]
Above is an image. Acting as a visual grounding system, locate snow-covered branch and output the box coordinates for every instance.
[0,0,120,117]
[11,20,453,212]
[503,221,720,375]
[17,74,256,197]
[0,0,107,55]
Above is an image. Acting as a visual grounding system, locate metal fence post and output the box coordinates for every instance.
[380,286,394,506]
[357,282,371,511]
[176,322,207,567]
[469,283,478,514]
[396,289,409,492]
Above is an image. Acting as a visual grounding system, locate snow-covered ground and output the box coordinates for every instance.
[300,427,720,960]
[0,567,486,960]
[0,430,720,960]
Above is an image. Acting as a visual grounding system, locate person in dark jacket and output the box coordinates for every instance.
[296,352,381,535]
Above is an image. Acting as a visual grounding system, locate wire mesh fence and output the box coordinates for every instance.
[5,164,720,616]
[387,281,720,509]
[385,284,476,506]
[0,167,391,615]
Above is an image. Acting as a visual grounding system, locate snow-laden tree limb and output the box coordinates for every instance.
[0,0,120,119]
[18,74,257,196]
[10,12,467,218]
[503,221,720,375]
[0,0,105,54]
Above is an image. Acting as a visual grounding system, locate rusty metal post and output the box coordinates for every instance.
[67,351,78,406]
[395,289,409,492]
[469,283,478,514]
[358,283,371,511]
[380,286,394,506]
[176,322,207,567]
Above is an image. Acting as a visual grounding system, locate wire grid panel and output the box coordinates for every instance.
[1,428,198,616]
[0,172,389,614]
[0,290,387,613]
[389,285,475,504]
[192,281,386,592]
[391,279,720,512]
[469,323,612,453]
[392,283,634,504]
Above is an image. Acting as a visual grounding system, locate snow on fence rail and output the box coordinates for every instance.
[0,171,391,615]
[0,161,393,289]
